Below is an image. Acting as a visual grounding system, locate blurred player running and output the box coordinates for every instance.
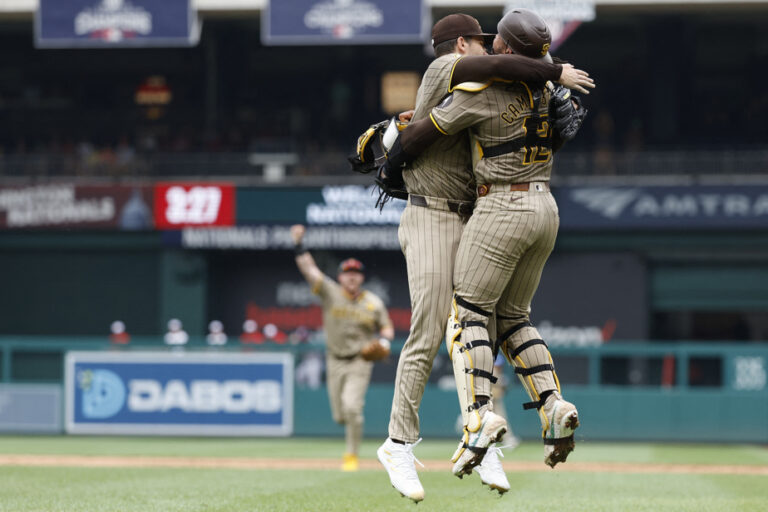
[291,224,394,471]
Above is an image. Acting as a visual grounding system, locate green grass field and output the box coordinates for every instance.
[1,436,766,512]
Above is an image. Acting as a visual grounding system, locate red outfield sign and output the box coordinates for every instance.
[154,183,235,229]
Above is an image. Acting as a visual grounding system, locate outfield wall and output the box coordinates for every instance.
[1,339,765,443]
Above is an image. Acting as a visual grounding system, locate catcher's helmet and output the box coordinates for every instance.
[497,8,551,59]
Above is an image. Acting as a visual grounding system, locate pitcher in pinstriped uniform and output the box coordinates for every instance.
[373,12,594,503]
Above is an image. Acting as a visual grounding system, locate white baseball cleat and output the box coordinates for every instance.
[377,438,425,503]
[475,444,510,494]
[541,393,579,468]
[451,411,507,478]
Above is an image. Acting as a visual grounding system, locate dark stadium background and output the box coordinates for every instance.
[0,1,766,441]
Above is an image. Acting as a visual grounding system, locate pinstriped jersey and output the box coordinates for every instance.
[430,81,554,185]
[313,276,392,358]
[405,54,476,202]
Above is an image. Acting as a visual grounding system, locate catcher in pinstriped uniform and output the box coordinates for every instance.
[376,7,591,483]
[351,12,594,502]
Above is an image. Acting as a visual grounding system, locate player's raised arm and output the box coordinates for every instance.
[451,54,594,95]
[290,224,324,287]
[451,54,559,88]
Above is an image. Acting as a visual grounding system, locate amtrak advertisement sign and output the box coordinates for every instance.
[557,185,768,230]
[65,352,293,436]
[36,0,200,48]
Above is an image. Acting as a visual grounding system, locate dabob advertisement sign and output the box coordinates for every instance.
[65,352,294,436]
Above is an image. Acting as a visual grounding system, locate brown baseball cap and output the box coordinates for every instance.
[431,13,495,48]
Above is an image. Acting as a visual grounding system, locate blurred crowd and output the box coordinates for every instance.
[0,132,354,178]
[4,108,765,179]
[1,9,767,181]
[108,317,323,348]
[108,317,328,389]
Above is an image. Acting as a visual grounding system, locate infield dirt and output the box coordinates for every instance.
[1,454,767,475]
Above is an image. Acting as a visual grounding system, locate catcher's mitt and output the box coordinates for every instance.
[549,85,588,142]
[360,338,391,362]
[348,118,410,209]
[374,159,408,210]
[348,119,390,174]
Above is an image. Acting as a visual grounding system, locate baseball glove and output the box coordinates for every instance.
[374,158,408,209]
[348,119,389,174]
[549,85,588,142]
[360,338,391,362]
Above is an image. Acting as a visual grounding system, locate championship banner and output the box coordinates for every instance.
[0,184,153,230]
[154,182,236,229]
[36,0,201,48]
[263,0,426,46]
[65,351,294,436]
[555,185,768,230]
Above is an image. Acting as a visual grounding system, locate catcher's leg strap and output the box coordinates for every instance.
[494,320,533,358]
[461,338,498,385]
[543,434,575,445]
[515,364,555,376]
[454,398,493,462]
[454,294,492,319]
[508,338,548,359]
[447,296,495,432]
[498,321,561,412]
[461,339,498,385]
[465,367,498,383]
[522,389,556,410]
[449,332,496,431]
[496,321,532,342]
[461,339,494,351]
[466,398,490,414]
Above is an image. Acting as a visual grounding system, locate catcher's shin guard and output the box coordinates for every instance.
[446,296,497,432]
[497,321,561,414]
[498,320,578,465]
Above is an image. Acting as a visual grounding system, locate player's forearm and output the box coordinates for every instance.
[451,55,561,88]
[380,325,395,340]
[399,118,443,159]
[294,252,323,286]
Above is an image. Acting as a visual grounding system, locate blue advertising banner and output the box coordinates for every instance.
[65,352,293,436]
[555,185,768,230]
[159,184,768,244]
[263,0,426,45]
[36,0,200,48]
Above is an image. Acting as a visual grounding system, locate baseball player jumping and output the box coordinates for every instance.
[355,13,593,502]
[379,8,589,480]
